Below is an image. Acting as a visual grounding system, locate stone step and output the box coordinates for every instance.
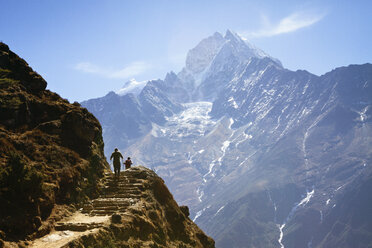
[82,200,137,213]
[91,201,132,208]
[103,182,143,186]
[104,183,143,188]
[91,205,121,211]
[89,209,122,216]
[103,183,142,188]
[92,207,130,213]
[101,193,141,199]
[102,190,142,195]
[105,180,143,184]
[92,198,133,203]
[105,180,143,187]
[55,222,103,232]
[107,173,142,177]
[103,188,144,193]
[102,189,142,194]
[103,187,141,191]
[102,185,141,189]
[103,191,140,195]
[101,193,141,198]
[82,197,137,206]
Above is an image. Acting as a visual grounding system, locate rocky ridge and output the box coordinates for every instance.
[0,42,108,243]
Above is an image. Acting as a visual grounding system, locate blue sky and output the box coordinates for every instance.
[1,0,371,101]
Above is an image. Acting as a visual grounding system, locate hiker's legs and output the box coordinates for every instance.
[114,164,119,177]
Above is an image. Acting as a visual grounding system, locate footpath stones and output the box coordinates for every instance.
[55,168,144,232]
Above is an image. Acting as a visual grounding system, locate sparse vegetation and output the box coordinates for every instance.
[0,78,18,89]
[0,153,45,237]
[0,42,109,241]
[0,94,22,108]
[86,236,116,248]
[86,153,104,196]
[0,153,44,203]
[0,69,18,89]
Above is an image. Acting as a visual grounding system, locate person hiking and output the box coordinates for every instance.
[110,148,123,177]
[124,157,133,170]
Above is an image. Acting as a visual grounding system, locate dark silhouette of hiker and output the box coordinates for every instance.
[124,157,132,170]
[110,148,123,177]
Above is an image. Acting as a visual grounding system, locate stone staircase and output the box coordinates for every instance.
[81,170,144,216]
[55,168,145,231]
[29,166,216,248]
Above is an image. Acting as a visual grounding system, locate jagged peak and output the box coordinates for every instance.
[106,90,118,97]
[182,30,281,77]
[184,32,226,74]
[223,30,272,59]
[212,31,224,40]
[224,29,244,43]
[165,71,177,80]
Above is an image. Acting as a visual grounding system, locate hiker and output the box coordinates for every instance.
[124,157,133,170]
[110,148,123,177]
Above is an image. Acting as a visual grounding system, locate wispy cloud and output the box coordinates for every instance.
[74,61,151,79]
[244,11,325,38]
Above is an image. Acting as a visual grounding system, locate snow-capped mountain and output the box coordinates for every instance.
[116,78,147,96]
[178,30,281,101]
[81,30,372,248]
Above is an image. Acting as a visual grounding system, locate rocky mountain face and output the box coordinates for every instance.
[82,31,372,248]
[81,77,184,159]
[0,42,108,243]
[0,43,215,248]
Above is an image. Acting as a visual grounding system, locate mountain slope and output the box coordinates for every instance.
[82,31,372,248]
[81,91,152,157]
[192,61,372,247]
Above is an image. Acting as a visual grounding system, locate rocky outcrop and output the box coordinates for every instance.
[0,42,108,242]
[0,43,46,93]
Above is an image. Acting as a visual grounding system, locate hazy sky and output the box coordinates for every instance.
[1,0,371,101]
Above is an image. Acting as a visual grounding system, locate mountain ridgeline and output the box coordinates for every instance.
[82,30,372,248]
